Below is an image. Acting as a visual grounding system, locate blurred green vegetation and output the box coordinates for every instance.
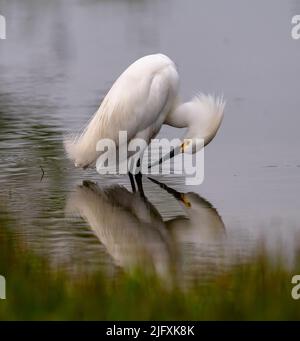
[0,209,300,321]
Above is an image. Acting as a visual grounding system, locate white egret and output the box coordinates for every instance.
[64,54,225,192]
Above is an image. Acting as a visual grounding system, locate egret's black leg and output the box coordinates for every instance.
[134,159,145,197]
[128,172,136,192]
[135,172,145,197]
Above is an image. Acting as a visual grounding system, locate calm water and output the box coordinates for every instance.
[0,0,300,283]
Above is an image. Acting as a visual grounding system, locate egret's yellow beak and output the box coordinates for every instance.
[180,194,191,208]
[180,140,191,153]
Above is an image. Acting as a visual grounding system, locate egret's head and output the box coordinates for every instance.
[150,94,225,168]
[184,94,225,147]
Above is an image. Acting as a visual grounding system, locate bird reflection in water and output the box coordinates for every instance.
[149,178,226,283]
[67,179,226,284]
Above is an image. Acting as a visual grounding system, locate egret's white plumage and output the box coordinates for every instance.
[64,53,225,169]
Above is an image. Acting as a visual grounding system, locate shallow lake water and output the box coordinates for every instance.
[0,0,300,284]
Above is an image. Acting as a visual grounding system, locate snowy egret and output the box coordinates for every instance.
[64,54,225,192]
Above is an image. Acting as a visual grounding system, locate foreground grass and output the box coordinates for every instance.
[0,213,300,320]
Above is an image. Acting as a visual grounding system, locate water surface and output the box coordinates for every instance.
[0,0,300,283]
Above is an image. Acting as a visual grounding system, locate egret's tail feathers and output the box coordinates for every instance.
[63,111,102,169]
[63,135,80,165]
[63,133,97,169]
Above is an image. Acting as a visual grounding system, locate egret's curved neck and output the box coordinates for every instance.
[164,103,190,129]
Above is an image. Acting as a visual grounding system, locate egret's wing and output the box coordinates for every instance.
[65,54,178,168]
[99,68,172,143]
